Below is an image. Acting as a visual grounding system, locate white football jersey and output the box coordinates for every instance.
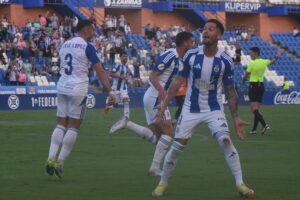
[57,37,100,96]
[111,63,130,91]
[179,46,234,113]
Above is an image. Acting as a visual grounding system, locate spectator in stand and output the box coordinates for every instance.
[293,27,300,37]
[40,64,49,76]
[39,13,48,28]
[132,59,144,88]
[139,47,148,65]
[17,69,26,85]
[241,30,248,41]
[16,37,26,57]
[50,62,60,78]
[118,15,125,33]
[50,13,59,29]
[124,23,131,34]
[225,45,236,60]
[8,65,17,85]
[23,59,33,75]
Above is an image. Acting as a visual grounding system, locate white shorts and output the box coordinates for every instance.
[175,110,230,139]
[56,94,87,119]
[143,87,171,125]
[114,89,129,104]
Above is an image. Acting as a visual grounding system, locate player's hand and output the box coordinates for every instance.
[108,91,117,105]
[233,117,249,140]
[154,103,165,124]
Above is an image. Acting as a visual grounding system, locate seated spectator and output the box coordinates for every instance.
[40,64,49,76]
[16,37,27,57]
[225,46,236,60]
[139,47,148,65]
[50,62,59,76]
[241,31,248,41]
[293,27,300,37]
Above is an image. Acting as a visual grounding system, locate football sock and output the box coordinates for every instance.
[124,101,130,118]
[217,136,243,186]
[150,135,173,170]
[254,109,267,127]
[252,112,259,131]
[48,125,66,160]
[159,141,185,185]
[57,128,79,165]
[125,121,157,144]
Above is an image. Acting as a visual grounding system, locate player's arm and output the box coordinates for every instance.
[242,71,250,85]
[223,56,248,140]
[150,71,166,102]
[160,75,185,111]
[86,43,115,98]
[270,51,281,65]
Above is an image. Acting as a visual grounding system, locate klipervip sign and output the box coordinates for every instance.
[104,0,142,8]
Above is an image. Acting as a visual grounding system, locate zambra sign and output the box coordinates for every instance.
[224,2,264,13]
[0,0,9,3]
[274,91,300,105]
[104,0,142,8]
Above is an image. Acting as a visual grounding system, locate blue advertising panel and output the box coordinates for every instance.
[221,2,266,13]
[1,91,299,111]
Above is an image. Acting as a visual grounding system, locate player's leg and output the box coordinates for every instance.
[148,108,173,176]
[122,91,130,119]
[46,94,68,176]
[174,95,185,121]
[55,96,87,178]
[207,111,254,198]
[153,112,199,196]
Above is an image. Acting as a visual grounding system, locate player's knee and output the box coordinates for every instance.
[217,134,232,147]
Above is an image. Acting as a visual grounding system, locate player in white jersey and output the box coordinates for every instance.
[152,19,254,198]
[108,52,131,118]
[45,20,116,178]
[109,32,194,176]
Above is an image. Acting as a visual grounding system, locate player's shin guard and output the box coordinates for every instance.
[149,135,173,171]
[159,141,185,185]
[48,125,66,160]
[57,128,79,165]
[217,134,243,186]
[125,121,157,144]
[123,101,130,119]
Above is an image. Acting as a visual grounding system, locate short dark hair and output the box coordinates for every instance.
[175,31,193,47]
[77,20,94,32]
[205,19,225,35]
[250,47,260,56]
[120,51,128,57]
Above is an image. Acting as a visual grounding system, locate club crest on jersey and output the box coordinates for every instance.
[214,64,220,73]
[158,64,165,70]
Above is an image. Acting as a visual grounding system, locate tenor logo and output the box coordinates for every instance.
[274,91,300,105]
[8,95,20,110]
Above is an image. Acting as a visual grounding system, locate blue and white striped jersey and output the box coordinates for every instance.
[57,37,100,96]
[151,48,180,90]
[178,46,234,113]
[112,63,130,91]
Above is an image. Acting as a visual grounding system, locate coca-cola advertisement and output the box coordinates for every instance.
[274,91,300,105]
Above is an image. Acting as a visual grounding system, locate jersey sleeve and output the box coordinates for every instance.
[265,59,272,66]
[246,62,253,73]
[111,64,120,73]
[153,52,175,73]
[85,43,100,66]
[222,56,234,86]
[177,51,192,78]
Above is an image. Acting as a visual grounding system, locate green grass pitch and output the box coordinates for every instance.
[0,105,299,200]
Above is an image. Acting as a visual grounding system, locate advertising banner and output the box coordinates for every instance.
[103,0,142,9]
[222,2,266,13]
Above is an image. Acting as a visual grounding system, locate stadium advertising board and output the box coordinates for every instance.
[0,0,10,4]
[222,2,265,13]
[1,90,299,110]
[104,0,142,8]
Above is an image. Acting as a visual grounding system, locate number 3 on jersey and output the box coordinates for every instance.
[64,53,73,75]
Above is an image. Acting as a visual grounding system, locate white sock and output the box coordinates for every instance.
[150,135,173,171]
[57,128,79,165]
[125,121,157,144]
[217,135,244,186]
[160,141,185,185]
[48,125,66,160]
[124,101,130,118]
